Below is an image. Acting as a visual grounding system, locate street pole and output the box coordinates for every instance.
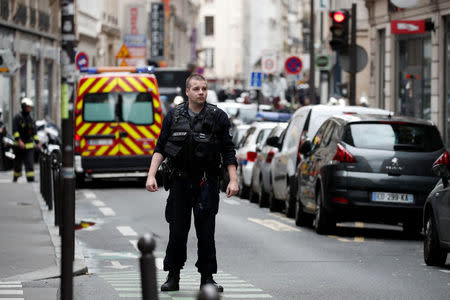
[309,0,315,104]
[60,1,76,299]
[349,3,357,105]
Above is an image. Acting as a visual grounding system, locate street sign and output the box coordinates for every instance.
[284,56,302,75]
[391,20,425,34]
[261,51,277,74]
[315,55,330,68]
[116,44,130,59]
[251,72,263,87]
[339,45,368,73]
[75,52,89,70]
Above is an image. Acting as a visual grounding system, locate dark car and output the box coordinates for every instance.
[423,151,450,266]
[295,114,445,235]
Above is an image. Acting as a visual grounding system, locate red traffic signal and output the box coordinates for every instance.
[332,11,346,23]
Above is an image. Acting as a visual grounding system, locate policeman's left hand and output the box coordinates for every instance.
[226,180,239,198]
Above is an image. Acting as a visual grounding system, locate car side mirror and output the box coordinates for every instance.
[299,140,312,156]
[266,136,279,148]
[432,164,450,188]
[432,152,450,188]
[256,146,262,153]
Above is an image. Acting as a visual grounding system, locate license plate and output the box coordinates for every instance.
[372,192,413,203]
[88,139,113,146]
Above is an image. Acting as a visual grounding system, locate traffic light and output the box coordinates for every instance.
[329,10,349,53]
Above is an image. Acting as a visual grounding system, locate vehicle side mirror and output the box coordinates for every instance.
[432,164,450,188]
[266,136,279,148]
[299,140,312,156]
[432,151,450,187]
[256,146,262,153]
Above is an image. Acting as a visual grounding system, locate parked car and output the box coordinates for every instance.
[295,114,445,235]
[217,102,272,126]
[423,151,450,266]
[267,104,392,217]
[236,122,279,198]
[250,123,288,206]
[232,124,251,148]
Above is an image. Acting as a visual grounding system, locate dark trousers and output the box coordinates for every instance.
[13,147,35,182]
[163,175,220,274]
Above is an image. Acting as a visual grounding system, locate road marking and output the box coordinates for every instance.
[83,191,97,199]
[439,269,450,274]
[353,237,365,242]
[0,290,23,295]
[248,218,300,232]
[268,212,296,225]
[99,207,116,216]
[129,240,138,251]
[355,222,364,228]
[0,282,20,285]
[97,252,138,260]
[155,258,164,270]
[106,261,132,270]
[92,200,106,207]
[223,199,240,205]
[328,235,365,243]
[117,226,138,236]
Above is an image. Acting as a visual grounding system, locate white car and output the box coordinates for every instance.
[236,121,279,199]
[267,104,392,217]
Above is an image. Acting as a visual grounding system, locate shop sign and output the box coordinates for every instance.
[391,20,425,34]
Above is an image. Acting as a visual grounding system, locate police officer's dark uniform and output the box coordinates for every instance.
[155,101,237,292]
[12,100,39,182]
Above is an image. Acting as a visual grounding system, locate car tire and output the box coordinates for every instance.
[238,169,249,199]
[285,176,297,218]
[295,197,313,227]
[75,173,85,189]
[248,186,258,203]
[424,212,448,266]
[314,187,335,234]
[258,174,269,207]
[268,190,281,212]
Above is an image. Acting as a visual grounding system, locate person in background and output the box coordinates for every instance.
[0,108,7,170]
[12,98,40,182]
[145,74,239,293]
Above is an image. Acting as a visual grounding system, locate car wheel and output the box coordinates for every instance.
[314,187,335,234]
[295,197,313,227]
[75,173,85,189]
[259,187,269,208]
[249,185,258,203]
[284,176,297,218]
[424,212,448,266]
[268,190,280,212]
[238,171,249,199]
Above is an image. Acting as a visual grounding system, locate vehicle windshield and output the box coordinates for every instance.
[83,92,154,125]
[343,122,443,152]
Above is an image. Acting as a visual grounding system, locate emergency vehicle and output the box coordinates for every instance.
[74,66,163,185]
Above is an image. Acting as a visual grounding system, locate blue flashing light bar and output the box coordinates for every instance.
[79,66,154,74]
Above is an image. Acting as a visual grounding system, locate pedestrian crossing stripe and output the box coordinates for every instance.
[97,270,272,299]
[0,281,24,299]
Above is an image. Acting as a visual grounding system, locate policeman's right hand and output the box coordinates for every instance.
[145,176,158,192]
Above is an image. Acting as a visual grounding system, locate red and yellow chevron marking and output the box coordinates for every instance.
[75,74,162,157]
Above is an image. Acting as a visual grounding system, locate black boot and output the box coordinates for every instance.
[161,270,180,292]
[200,274,223,293]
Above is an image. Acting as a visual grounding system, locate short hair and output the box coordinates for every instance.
[186,74,207,89]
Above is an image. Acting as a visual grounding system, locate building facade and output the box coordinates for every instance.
[365,0,450,145]
[0,0,60,129]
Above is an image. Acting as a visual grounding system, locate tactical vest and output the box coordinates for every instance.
[164,103,220,173]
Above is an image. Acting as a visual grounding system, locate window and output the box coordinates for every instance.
[205,16,214,36]
[343,123,443,152]
[255,128,271,149]
[83,93,116,122]
[121,92,154,125]
[378,29,386,109]
[205,48,214,68]
[84,92,154,125]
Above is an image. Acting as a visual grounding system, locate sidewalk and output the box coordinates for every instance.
[0,168,87,284]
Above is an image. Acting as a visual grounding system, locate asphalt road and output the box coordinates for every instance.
[63,179,449,300]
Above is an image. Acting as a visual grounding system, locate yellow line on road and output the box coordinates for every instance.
[248,218,300,232]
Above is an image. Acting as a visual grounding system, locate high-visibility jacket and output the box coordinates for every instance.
[12,112,39,149]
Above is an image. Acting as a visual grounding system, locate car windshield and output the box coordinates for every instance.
[83,92,154,125]
[343,122,443,152]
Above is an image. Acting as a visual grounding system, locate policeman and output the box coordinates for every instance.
[12,98,40,182]
[146,74,239,293]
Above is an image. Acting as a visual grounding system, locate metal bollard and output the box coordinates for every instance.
[52,151,61,226]
[197,284,221,300]
[138,233,158,300]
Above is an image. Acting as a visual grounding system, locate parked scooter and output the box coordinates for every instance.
[35,119,61,162]
[1,133,15,171]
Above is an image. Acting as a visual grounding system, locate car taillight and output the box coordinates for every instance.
[75,133,81,153]
[332,144,357,163]
[266,149,275,163]
[432,150,450,168]
[247,151,258,162]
